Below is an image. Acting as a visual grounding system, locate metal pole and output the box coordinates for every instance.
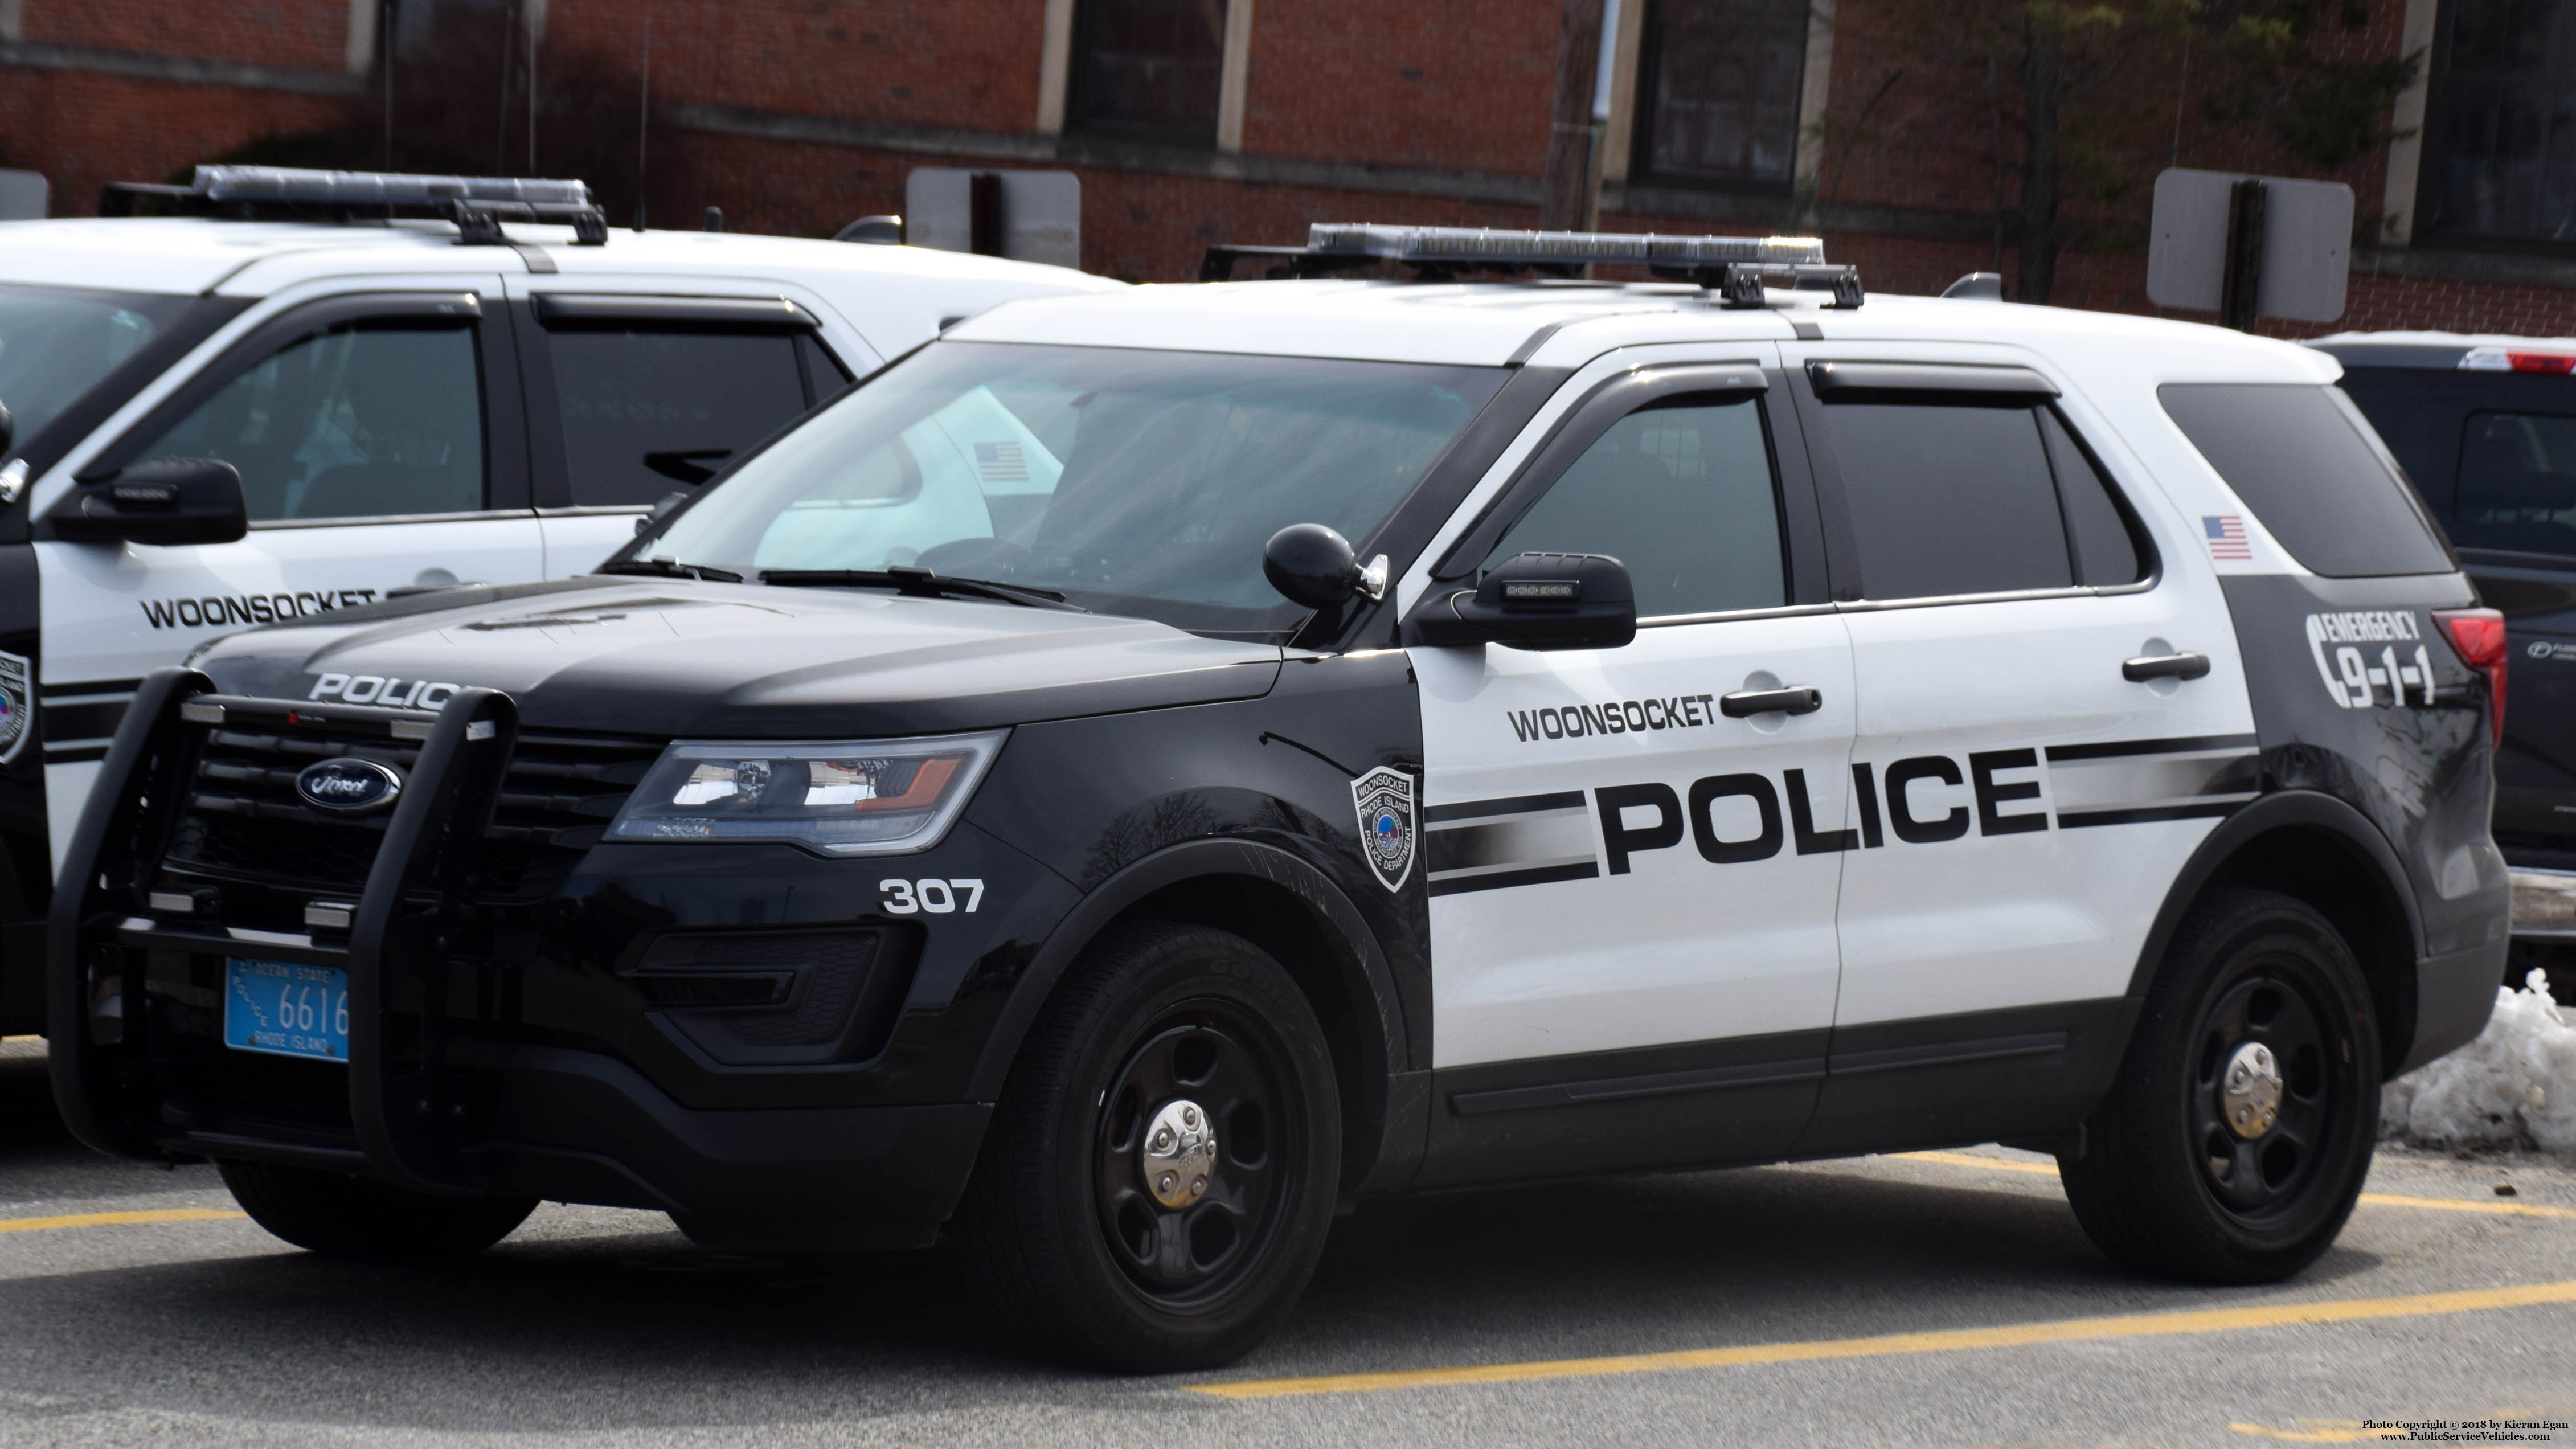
[635,14,650,231]
[382,0,394,169]
[1539,0,1607,232]
[2219,177,2267,331]
[495,1,515,175]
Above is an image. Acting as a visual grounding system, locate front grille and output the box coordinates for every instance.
[161,723,662,910]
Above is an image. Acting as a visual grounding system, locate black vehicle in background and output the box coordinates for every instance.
[2319,335,2576,993]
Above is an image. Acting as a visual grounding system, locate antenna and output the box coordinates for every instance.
[635,14,651,232]
[380,0,393,168]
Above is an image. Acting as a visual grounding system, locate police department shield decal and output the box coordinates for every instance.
[0,650,31,766]
[1350,766,1416,893]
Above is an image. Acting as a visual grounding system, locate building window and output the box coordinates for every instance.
[1633,0,1811,188]
[1068,0,1227,144]
[2419,0,2576,246]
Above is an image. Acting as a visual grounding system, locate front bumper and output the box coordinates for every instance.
[50,674,1018,1239]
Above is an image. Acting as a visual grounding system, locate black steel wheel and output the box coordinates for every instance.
[1094,1017,1287,1297]
[2061,887,2378,1282]
[954,920,1340,1371]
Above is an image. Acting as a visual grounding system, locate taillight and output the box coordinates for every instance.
[2459,347,2576,374]
[2435,607,2509,748]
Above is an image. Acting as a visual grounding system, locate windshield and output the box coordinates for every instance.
[0,284,190,451]
[640,341,1506,632]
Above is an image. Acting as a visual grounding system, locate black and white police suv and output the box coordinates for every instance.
[52,225,2508,1371]
[0,165,1111,1031]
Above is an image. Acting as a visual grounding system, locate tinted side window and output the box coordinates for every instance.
[548,328,830,507]
[1484,395,1786,618]
[2158,383,2454,577]
[1823,400,2070,600]
[2039,409,2145,586]
[2452,411,2576,558]
[140,320,482,522]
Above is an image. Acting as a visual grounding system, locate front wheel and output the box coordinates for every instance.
[218,1159,537,1260]
[2059,887,2380,1282]
[953,921,1341,1371]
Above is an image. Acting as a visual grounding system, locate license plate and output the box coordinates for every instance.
[223,958,349,1063]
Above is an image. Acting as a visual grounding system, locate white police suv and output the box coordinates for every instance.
[0,166,1113,1029]
[52,226,2508,1372]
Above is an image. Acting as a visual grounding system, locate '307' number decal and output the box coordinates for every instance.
[881,878,984,914]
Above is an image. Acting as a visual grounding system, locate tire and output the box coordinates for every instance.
[218,1159,538,1260]
[952,920,1342,1372]
[2059,887,2380,1283]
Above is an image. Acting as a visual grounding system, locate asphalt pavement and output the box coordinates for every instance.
[0,1035,2568,1447]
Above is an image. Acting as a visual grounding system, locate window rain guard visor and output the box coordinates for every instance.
[637,341,1507,635]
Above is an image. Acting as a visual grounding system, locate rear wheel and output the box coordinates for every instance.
[218,1159,537,1260]
[2059,888,2378,1282]
[953,921,1341,1371]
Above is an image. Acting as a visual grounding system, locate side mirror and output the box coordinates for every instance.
[0,399,13,460]
[46,457,248,546]
[1263,523,1386,610]
[1406,551,1637,652]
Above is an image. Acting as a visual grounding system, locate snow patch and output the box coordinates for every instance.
[2381,970,2576,1154]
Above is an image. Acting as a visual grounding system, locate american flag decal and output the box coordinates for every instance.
[2203,514,2252,560]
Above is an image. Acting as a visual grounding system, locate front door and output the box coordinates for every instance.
[1410,359,1856,1183]
[36,285,544,866]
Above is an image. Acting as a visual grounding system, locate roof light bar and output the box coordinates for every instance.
[193,165,594,208]
[2461,346,2576,375]
[1201,223,1861,307]
[1306,223,1828,269]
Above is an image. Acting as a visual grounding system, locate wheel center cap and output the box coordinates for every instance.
[1141,1098,1218,1209]
[2221,1042,2284,1139]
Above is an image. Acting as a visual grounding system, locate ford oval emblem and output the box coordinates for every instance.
[294,758,404,816]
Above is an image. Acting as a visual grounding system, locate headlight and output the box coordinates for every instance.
[604,731,1005,856]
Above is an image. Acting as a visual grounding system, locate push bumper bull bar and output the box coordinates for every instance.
[49,669,522,1194]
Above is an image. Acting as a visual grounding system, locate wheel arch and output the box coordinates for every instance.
[2127,790,2425,1076]
[966,839,1410,1200]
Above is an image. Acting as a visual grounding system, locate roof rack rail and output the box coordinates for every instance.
[99,166,608,247]
[1200,223,1862,308]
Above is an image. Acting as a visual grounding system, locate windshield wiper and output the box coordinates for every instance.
[595,557,744,583]
[761,566,1085,612]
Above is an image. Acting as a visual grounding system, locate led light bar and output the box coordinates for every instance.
[193,166,594,208]
[1306,223,1828,269]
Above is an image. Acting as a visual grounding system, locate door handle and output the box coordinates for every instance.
[2122,652,2210,682]
[1719,685,1824,718]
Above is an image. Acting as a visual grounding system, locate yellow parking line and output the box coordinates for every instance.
[1893,1151,2576,1218]
[1193,1279,2576,1399]
[0,1208,246,1234]
[2357,1191,2576,1220]
[1897,1149,2060,1176]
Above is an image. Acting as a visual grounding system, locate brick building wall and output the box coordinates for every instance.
[3,0,2570,338]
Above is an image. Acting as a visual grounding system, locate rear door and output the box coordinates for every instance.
[1778,349,2255,1154]
[1410,353,1857,1183]
[505,282,864,575]
[36,282,540,866]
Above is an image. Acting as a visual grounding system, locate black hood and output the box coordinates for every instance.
[189,578,1283,738]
